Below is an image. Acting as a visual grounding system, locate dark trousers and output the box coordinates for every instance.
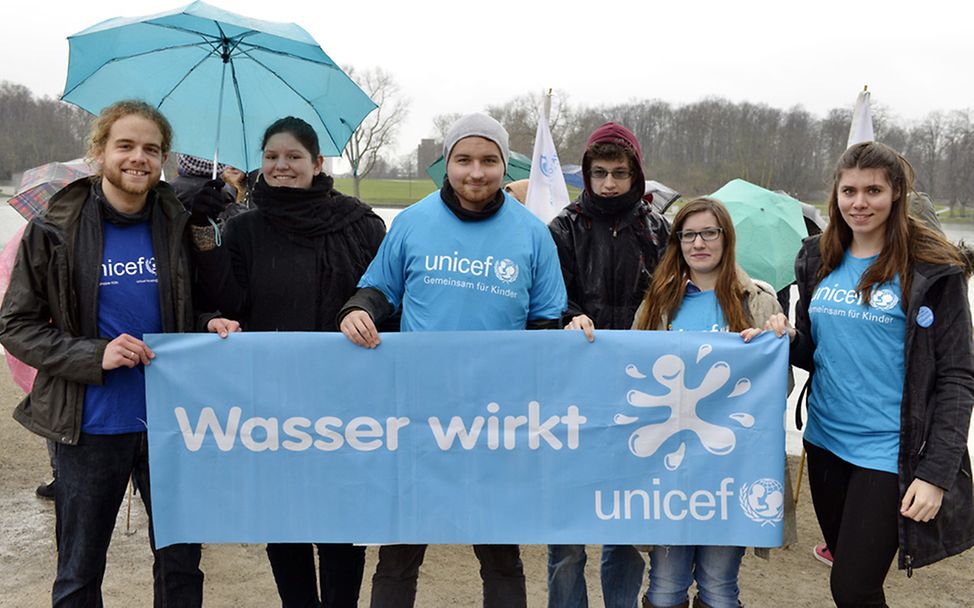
[266,542,366,608]
[805,440,899,608]
[370,544,526,608]
[53,432,203,608]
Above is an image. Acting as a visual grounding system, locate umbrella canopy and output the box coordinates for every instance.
[425,150,532,186]
[62,1,376,172]
[10,159,96,220]
[710,179,808,291]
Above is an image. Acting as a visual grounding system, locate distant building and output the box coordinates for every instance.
[417,139,439,180]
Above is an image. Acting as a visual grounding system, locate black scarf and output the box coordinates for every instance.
[579,182,643,219]
[440,180,505,221]
[252,174,370,246]
[75,181,174,337]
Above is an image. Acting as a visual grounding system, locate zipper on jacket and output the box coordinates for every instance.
[610,222,621,327]
[905,554,913,577]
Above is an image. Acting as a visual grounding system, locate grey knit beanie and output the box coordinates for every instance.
[443,113,510,169]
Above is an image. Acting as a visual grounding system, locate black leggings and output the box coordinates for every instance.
[805,440,900,608]
[266,542,365,608]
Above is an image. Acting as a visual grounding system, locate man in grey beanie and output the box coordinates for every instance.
[338,113,567,608]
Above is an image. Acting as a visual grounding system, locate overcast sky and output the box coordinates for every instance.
[2,0,972,160]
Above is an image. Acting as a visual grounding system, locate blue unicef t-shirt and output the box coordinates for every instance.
[357,192,567,331]
[82,221,161,434]
[669,286,727,332]
[804,251,906,474]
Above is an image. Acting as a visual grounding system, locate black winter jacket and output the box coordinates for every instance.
[193,187,385,332]
[0,178,196,444]
[548,198,668,329]
[791,235,974,570]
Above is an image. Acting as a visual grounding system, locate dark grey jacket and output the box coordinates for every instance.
[0,178,195,445]
[549,198,668,330]
[791,235,974,570]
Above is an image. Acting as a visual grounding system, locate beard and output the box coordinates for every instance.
[102,164,161,197]
[451,179,499,210]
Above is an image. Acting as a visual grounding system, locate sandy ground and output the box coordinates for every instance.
[1,362,972,607]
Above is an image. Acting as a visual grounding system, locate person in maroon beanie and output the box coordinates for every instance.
[546,122,669,608]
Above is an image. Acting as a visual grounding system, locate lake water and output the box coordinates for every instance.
[0,199,971,456]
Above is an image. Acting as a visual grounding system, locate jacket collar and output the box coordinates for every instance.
[43,176,186,231]
[567,196,652,227]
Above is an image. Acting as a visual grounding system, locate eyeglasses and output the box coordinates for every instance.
[676,228,723,243]
[590,168,633,181]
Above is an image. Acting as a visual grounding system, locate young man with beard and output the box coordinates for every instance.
[0,100,216,607]
[339,113,567,608]
[546,122,669,608]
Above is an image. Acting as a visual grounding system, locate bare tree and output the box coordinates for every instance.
[342,67,409,198]
[486,91,575,156]
[431,113,463,141]
[0,81,92,181]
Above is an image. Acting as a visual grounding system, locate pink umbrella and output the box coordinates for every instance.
[0,225,36,393]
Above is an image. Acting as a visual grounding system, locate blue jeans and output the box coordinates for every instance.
[547,544,645,608]
[646,545,744,608]
[53,432,203,607]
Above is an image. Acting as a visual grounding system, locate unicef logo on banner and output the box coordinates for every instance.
[739,478,785,526]
[870,288,899,311]
[494,259,519,283]
[614,344,755,471]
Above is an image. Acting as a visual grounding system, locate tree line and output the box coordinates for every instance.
[3,79,972,213]
[477,92,974,209]
[0,82,92,183]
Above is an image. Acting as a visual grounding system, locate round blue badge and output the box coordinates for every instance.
[916,306,934,328]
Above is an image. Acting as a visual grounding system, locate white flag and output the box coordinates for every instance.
[525,110,571,224]
[848,89,875,147]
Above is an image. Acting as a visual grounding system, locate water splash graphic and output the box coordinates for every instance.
[625,364,646,379]
[729,413,755,428]
[696,344,712,363]
[728,378,751,398]
[621,350,756,469]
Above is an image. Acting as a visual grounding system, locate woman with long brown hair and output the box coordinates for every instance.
[633,197,790,608]
[766,141,974,606]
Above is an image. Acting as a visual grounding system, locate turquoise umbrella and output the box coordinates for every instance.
[61,1,376,172]
[710,179,808,291]
[425,150,532,186]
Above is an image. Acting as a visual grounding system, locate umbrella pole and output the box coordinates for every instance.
[212,58,228,180]
[125,475,134,533]
[793,446,807,506]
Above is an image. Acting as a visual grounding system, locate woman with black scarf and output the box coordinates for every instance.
[190,116,385,608]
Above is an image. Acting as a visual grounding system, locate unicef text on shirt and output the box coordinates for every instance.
[425,252,497,277]
[812,283,867,306]
[102,256,156,278]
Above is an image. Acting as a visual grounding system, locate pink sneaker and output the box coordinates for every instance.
[813,542,833,567]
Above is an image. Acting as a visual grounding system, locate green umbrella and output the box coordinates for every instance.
[710,179,808,292]
[425,150,532,186]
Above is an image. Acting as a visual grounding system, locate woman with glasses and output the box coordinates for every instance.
[632,196,793,608]
[766,142,974,606]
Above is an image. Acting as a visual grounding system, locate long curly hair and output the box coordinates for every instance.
[633,197,749,331]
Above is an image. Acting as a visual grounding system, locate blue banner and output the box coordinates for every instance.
[145,330,788,548]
